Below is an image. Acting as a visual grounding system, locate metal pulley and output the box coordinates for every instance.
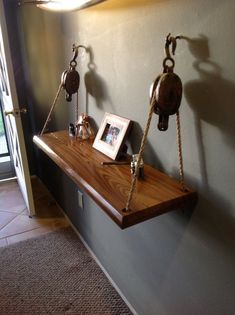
[40,44,86,135]
[150,34,182,131]
[125,33,187,212]
[61,51,80,102]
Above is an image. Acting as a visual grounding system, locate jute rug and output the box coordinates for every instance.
[0,227,132,315]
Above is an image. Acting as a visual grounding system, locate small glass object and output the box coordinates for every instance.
[69,123,76,137]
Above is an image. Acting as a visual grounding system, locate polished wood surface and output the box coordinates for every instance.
[33,130,197,229]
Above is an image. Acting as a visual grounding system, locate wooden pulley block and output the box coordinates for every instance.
[150,57,182,131]
[61,66,80,102]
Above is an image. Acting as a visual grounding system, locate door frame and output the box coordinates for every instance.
[0,0,35,215]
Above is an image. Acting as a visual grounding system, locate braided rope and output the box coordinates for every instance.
[40,82,63,136]
[76,91,79,122]
[125,96,156,211]
[176,111,186,191]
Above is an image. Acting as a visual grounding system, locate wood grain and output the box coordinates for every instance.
[33,130,197,229]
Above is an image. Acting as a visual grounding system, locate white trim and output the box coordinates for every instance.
[63,212,138,315]
[0,176,17,183]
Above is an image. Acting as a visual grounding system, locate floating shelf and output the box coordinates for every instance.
[33,130,197,229]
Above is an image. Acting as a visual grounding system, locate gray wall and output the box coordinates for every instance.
[10,0,235,314]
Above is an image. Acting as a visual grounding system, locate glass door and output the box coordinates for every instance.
[0,99,14,179]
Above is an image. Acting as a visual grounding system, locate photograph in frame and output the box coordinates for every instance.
[92,112,131,160]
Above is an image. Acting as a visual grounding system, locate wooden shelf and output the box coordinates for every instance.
[33,130,197,229]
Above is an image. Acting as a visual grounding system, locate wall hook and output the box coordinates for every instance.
[72,44,87,60]
[165,33,182,59]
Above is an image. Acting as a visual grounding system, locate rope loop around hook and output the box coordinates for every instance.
[70,60,77,69]
[163,57,175,72]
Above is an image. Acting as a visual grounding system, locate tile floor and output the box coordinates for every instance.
[0,177,69,247]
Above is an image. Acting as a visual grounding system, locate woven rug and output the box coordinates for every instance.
[0,227,132,315]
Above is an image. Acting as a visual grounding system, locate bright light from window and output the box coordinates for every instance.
[37,0,105,11]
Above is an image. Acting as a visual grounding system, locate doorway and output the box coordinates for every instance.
[0,0,35,215]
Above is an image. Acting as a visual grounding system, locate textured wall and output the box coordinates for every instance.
[13,0,235,314]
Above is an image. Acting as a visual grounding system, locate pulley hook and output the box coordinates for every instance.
[165,33,182,59]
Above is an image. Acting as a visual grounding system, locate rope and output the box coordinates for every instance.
[125,96,156,211]
[125,102,186,211]
[40,82,63,136]
[176,111,186,191]
[76,91,79,122]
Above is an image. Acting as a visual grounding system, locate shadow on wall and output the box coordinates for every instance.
[20,7,68,133]
[84,46,113,115]
[183,35,235,255]
[129,121,163,169]
[184,34,235,190]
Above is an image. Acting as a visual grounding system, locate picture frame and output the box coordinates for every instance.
[92,112,131,160]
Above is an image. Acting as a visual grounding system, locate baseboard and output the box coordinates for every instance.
[32,175,138,315]
[63,212,139,315]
